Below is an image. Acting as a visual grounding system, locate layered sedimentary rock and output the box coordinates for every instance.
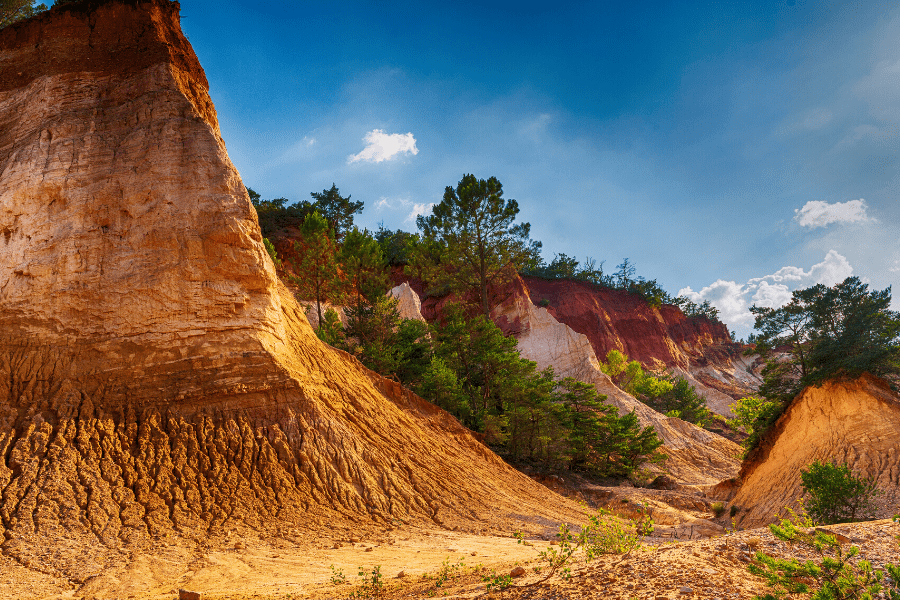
[0,0,582,579]
[490,282,742,487]
[730,374,900,528]
[517,277,762,415]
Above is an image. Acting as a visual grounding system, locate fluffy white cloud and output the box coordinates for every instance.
[347,129,418,163]
[680,250,854,336]
[793,199,872,228]
[373,196,434,222]
[679,280,752,326]
[407,203,434,222]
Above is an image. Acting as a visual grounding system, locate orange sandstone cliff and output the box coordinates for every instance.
[0,0,581,581]
[730,374,900,528]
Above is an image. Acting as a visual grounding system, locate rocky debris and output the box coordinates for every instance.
[510,566,526,577]
[488,280,742,487]
[178,590,201,600]
[389,282,426,322]
[731,374,900,528]
[0,0,585,584]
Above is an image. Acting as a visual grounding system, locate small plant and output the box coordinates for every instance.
[730,505,739,517]
[350,565,384,599]
[580,508,648,557]
[800,460,879,524]
[329,564,347,585]
[748,513,900,600]
[538,298,551,307]
[434,557,465,588]
[711,501,726,518]
[482,569,513,592]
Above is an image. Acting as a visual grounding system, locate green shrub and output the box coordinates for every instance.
[749,512,900,600]
[800,460,879,524]
[711,502,725,518]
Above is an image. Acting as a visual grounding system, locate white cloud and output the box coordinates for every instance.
[680,250,854,336]
[751,281,792,308]
[793,199,872,228]
[891,259,900,273]
[679,280,752,326]
[347,129,418,163]
[407,203,434,222]
[372,196,433,222]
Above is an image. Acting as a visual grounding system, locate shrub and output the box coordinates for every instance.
[800,460,879,524]
[711,502,726,518]
[749,512,900,600]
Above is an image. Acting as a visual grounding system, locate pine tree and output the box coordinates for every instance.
[288,211,346,326]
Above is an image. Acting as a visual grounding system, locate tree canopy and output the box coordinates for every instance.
[414,174,541,316]
[0,0,46,29]
[310,184,364,242]
[750,276,900,400]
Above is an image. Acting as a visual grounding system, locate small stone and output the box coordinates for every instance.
[179,590,201,600]
[470,551,477,556]
[349,537,360,543]
[332,542,342,549]
[364,546,374,552]
[679,586,693,594]
[233,541,246,550]
[395,571,406,579]
[510,566,526,578]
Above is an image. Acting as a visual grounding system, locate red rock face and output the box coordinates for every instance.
[518,276,733,370]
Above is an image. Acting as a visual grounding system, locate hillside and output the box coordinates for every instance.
[0,0,583,590]
[729,374,900,528]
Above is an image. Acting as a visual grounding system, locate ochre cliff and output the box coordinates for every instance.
[513,277,761,414]
[730,374,900,528]
[0,0,582,581]
[489,282,742,487]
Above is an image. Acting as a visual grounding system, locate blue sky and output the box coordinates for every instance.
[178,0,900,338]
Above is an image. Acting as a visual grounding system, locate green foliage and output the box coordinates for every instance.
[374,225,419,267]
[262,237,282,270]
[414,174,542,316]
[580,508,651,557]
[751,277,899,396]
[248,184,362,241]
[288,211,347,326]
[248,187,316,238]
[747,277,900,451]
[316,308,348,349]
[600,350,713,427]
[310,183,364,242]
[329,565,347,585]
[0,0,47,29]
[350,565,384,599]
[345,295,433,384]
[417,308,664,477]
[340,227,389,311]
[711,501,726,518]
[800,461,879,525]
[728,395,779,450]
[749,513,900,600]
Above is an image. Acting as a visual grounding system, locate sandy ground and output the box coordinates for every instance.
[1,518,896,600]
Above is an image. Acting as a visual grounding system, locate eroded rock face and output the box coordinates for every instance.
[518,277,762,413]
[489,280,742,487]
[0,0,582,579]
[390,282,426,322]
[731,374,900,528]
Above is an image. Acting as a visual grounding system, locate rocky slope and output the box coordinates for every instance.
[0,0,583,584]
[521,276,762,415]
[730,374,900,528]
[490,280,742,487]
